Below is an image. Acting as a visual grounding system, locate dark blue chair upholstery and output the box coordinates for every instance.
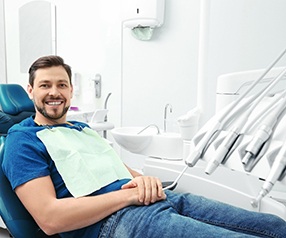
[0,84,60,237]
[0,84,35,135]
[0,112,14,136]
[0,137,42,237]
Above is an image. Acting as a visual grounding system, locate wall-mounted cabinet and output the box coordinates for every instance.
[19,1,56,73]
[4,0,56,87]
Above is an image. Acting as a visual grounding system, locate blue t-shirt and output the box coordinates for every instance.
[2,116,130,238]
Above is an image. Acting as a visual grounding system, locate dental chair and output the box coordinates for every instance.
[0,84,35,135]
[0,137,60,238]
[0,84,60,237]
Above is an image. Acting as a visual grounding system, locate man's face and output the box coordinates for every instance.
[27,66,73,125]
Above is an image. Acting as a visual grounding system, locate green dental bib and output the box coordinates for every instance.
[36,126,132,198]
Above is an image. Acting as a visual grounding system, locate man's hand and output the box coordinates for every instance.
[121,176,166,205]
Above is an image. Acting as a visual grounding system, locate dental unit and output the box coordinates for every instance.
[205,66,286,175]
[186,48,286,168]
[112,48,286,221]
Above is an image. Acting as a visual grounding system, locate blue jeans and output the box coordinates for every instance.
[99,190,286,238]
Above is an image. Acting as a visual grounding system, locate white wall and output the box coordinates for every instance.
[121,0,286,130]
[3,0,286,170]
[122,0,200,129]
[204,0,286,122]
[121,0,200,168]
[0,0,6,83]
[54,0,123,125]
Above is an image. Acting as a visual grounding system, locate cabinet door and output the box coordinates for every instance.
[5,1,56,84]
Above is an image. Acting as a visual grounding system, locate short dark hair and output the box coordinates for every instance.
[28,55,72,87]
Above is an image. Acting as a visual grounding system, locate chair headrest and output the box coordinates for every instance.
[0,84,35,115]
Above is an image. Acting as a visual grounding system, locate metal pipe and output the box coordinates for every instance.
[103,93,112,138]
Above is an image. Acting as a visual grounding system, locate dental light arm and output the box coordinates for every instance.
[186,48,286,168]
[251,140,286,208]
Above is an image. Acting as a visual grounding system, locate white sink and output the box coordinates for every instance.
[111,127,183,160]
[111,127,156,153]
[147,132,183,160]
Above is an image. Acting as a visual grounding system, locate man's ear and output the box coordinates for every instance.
[27,84,33,100]
[70,84,73,99]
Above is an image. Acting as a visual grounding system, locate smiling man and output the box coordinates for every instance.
[2,55,286,238]
[28,59,72,124]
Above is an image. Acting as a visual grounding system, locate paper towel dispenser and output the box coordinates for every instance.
[122,0,165,29]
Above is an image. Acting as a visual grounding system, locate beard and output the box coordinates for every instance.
[35,104,70,121]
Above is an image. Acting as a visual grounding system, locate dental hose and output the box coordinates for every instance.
[163,165,189,191]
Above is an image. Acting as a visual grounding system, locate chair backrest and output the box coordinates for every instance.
[0,136,41,237]
[0,84,35,135]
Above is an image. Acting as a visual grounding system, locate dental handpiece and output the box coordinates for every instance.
[242,125,273,165]
[243,97,286,165]
[205,128,239,174]
[251,141,286,208]
[187,52,286,169]
[185,121,221,167]
[186,97,253,167]
[205,112,249,175]
[207,96,271,175]
[205,91,285,175]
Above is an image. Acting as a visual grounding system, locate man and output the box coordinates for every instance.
[3,55,286,237]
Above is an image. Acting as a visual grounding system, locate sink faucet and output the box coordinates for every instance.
[164,103,173,132]
[103,93,112,138]
[104,93,112,121]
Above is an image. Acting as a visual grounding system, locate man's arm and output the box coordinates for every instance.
[15,174,166,235]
